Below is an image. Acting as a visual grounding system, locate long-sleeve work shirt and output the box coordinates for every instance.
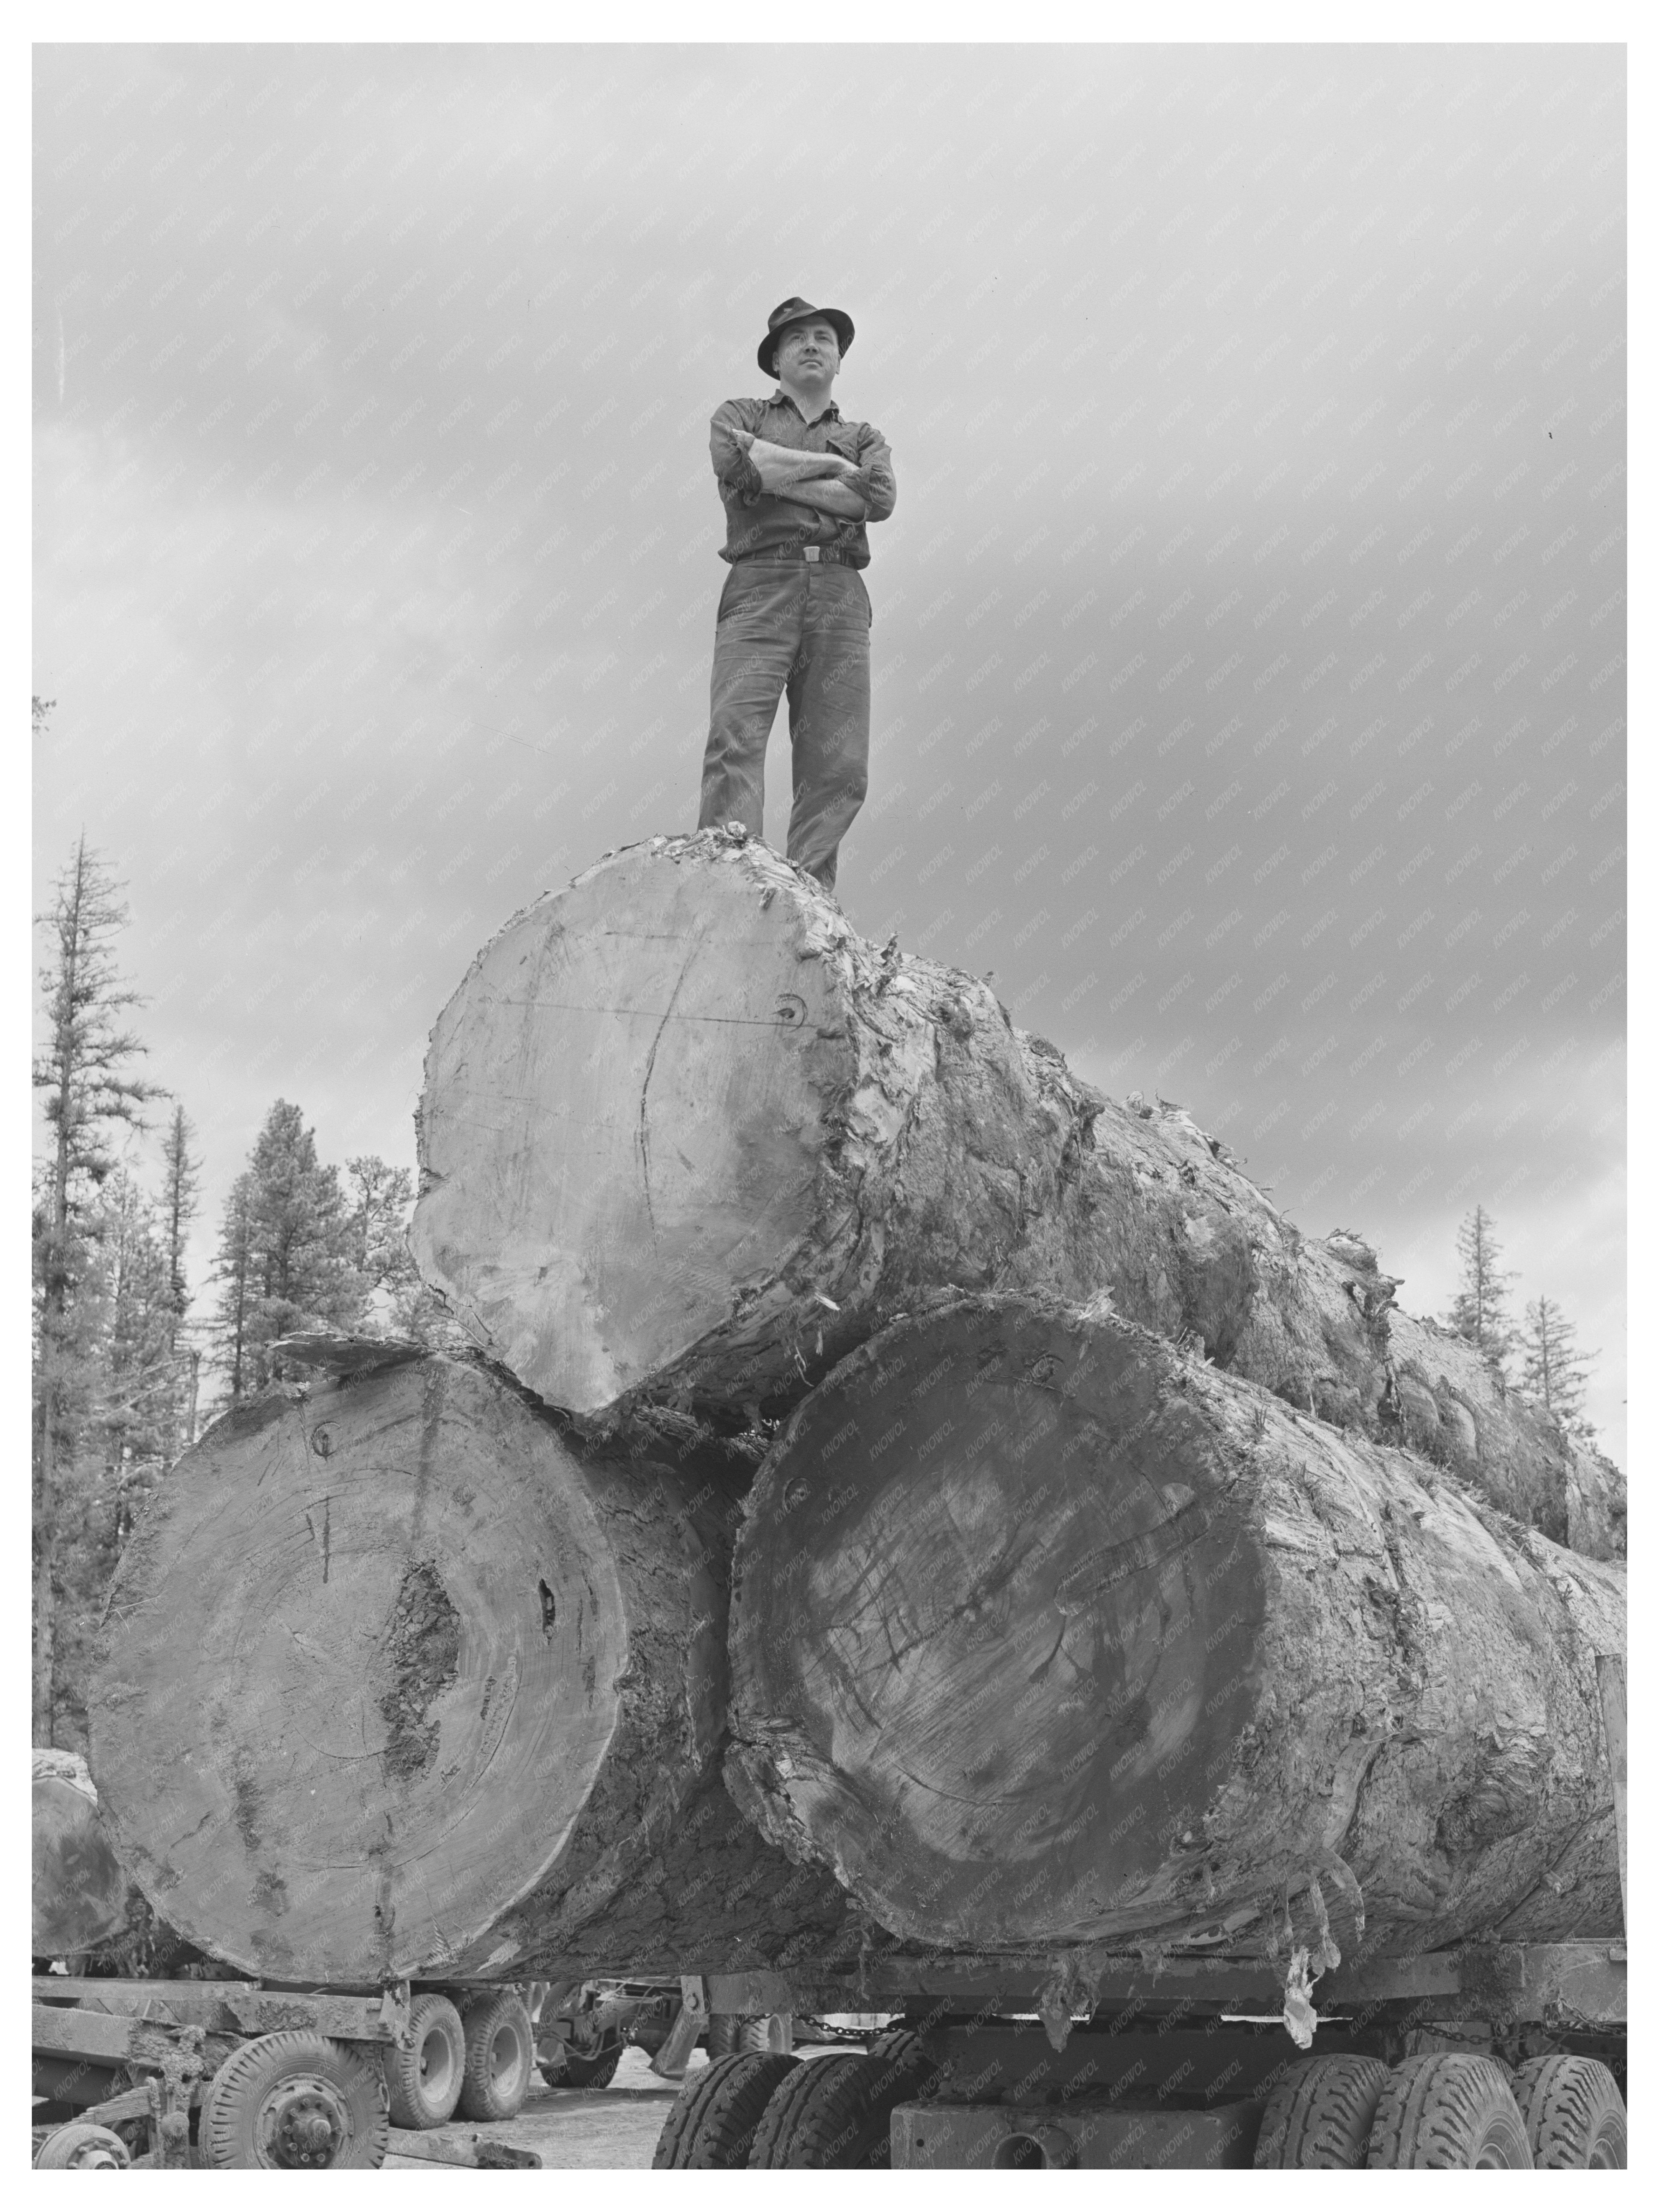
[710,390,896,568]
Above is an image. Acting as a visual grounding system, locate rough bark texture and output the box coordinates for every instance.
[726,1294,1625,1961]
[32,1749,132,1957]
[411,829,1621,1560]
[87,1352,855,1982]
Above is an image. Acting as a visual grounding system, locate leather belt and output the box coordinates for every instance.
[738,544,857,567]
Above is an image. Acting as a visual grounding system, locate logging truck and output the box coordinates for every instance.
[641,1865,1629,2170]
[29,1839,1629,2169]
[54,1305,1627,2169]
[52,828,1626,2169]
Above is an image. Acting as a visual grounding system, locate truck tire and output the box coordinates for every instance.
[652,2052,799,2168]
[34,2122,132,2170]
[541,2043,621,2090]
[1365,2055,1534,2169]
[752,2031,941,2169]
[458,1991,536,2121]
[867,2024,921,2062]
[383,1992,466,2128]
[749,2052,891,2168]
[200,2031,389,2169]
[706,2010,792,2056]
[1511,2055,1627,2168]
[1253,2054,1391,2167]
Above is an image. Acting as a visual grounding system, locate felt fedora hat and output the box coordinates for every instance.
[757,296,855,375]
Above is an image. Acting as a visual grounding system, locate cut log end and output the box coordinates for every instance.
[730,1298,1268,1948]
[412,835,858,1418]
[89,1357,633,1983]
[729,1294,1625,1958]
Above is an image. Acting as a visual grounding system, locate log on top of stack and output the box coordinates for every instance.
[725,1292,1625,1961]
[410,826,1623,1560]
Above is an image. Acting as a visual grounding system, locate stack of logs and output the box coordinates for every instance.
[89,828,1626,1992]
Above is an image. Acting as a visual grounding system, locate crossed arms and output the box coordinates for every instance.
[733,433,870,520]
[710,401,897,528]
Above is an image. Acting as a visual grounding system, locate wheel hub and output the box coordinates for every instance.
[64,2139,126,2170]
[258,2075,353,2169]
[420,2028,456,2091]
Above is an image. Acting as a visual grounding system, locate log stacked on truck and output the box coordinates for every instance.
[33,1750,133,1959]
[411,828,1622,1559]
[725,1293,1624,1959]
[87,830,1624,1986]
[88,1349,861,1983]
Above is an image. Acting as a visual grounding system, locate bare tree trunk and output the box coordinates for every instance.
[726,1294,1625,1962]
[412,830,1623,1558]
[31,1388,57,1745]
[32,865,81,1748]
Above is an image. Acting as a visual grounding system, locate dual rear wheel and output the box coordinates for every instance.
[456,1989,537,2121]
[380,1989,536,2132]
[1255,2051,1626,2170]
[654,2030,935,2169]
[1510,2054,1628,2168]
[384,1994,466,2129]
[705,2009,793,2056]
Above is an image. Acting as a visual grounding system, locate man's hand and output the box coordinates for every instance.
[736,432,863,495]
[782,478,868,521]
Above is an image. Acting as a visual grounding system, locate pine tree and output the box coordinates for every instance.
[344,1155,418,1310]
[32,837,163,1741]
[209,1102,364,1401]
[1520,1296,1597,1436]
[159,1104,202,1451]
[210,1172,257,1403]
[1445,1205,1519,1376]
[97,1171,183,1533]
[42,1170,184,1744]
[343,1154,459,1345]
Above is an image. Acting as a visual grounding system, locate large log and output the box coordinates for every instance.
[725,1294,1625,1961]
[411,829,1622,1559]
[87,1352,858,1983]
[32,1750,132,1959]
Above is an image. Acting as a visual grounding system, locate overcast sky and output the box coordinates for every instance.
[32,42,1626,1456]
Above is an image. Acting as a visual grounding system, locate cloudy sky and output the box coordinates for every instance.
[33,42,1626,1456]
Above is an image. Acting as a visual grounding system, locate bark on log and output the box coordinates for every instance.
[725,1294,1625,1961]
[411,829,1622,1559]
[87,1353,857,1983]
[32,1750,132,1958]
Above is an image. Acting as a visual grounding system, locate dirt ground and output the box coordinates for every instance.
[384,2043,851,2171]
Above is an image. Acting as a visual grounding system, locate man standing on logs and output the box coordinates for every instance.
[696,296,896,897]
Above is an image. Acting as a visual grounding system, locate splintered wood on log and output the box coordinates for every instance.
[87,1354,857,1983]
[411,829,1621,1559]
[725,1294,1625,1961]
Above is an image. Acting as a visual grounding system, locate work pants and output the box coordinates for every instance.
[697,559,871,894]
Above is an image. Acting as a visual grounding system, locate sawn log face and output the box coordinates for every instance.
[726,1295,1624,1960]
[411,831,1621,1560]
[87,1354,853,1982]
